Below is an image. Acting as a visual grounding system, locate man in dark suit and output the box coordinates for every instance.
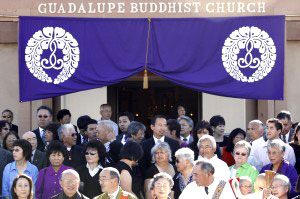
[277,110,294,143]
[0,147,13,193]
[32,105,53,151]
[140,115,180,173]
[59,124,85,169]
[76,115,91,145]
[22,131,48,170]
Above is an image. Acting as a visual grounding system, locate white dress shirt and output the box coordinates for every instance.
[108,186,120,199]
[280,130,291,143]
[197,155,230,180]
[248,136,265,166]
[179,179,235,199]
[251,138,296,171]
[86,163,103,177]
[153,136,165,145]
[180,135,190,142]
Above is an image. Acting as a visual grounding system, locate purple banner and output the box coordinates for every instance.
[19,16,284,102]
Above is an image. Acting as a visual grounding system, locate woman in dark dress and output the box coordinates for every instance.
[116,141,144,199]
[290,124,300,174]
[76,140,106,199]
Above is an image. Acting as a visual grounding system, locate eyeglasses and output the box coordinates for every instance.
[99,178,113,182]
[70,133,77,137]
[271,185,286,190]
[240,185,252,189]
[199,146,212,150]
[85,152,97,156]
[2,116,12,118]
[38,115,49,118]
[3,127,10,131]
[235,152,247,156]
[13,148,20,152]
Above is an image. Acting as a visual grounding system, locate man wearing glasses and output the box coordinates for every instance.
[94,167,137,199]
[1,109,18,134]
[32,105,53,151]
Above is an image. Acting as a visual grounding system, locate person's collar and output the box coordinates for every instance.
[32,149,36,156]
[39,127,44,132]
[180,135,190,141]
[108,186,120,199]
[153,136,165,143]
[86,163,103,171]
[63,191,80,199]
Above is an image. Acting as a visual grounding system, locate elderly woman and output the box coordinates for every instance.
[197,135,230,180]
[229,140,258,183]
[2,139,38,198]
[76,140,106,198]
[177,116,194,147]
[128,121,146,143]
[11,174,34,199]
[0,120,10,147]
[3,132,19,152]
[144,142,176,199]
[35,141,72,199]
[151,172,174,199]
[188,120,221,160]
[239,176,253,196]
[116,141,144,198]
[260,139,298,197]
[223,128,246,166]
[271,174,291,199]
[173,148,194,199]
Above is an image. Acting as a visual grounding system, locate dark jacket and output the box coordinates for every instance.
[32,149,48,170]
[51,192,88,199]
[63,145,86,169]
[0,148,13,193]
[32,128,46,152]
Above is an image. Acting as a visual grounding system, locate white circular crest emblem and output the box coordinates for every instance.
[222,26,276,83]
[25,27,80,84]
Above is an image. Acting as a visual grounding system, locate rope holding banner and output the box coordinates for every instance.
[143,17,151,89]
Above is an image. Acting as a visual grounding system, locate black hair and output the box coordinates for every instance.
[3,131,19,151]
[276,111,292,121]
[266,118,283,132]
[209,115,225,127]
[0,120,9,131]
[119,141,144,161]
[77,115,91,130]
[45,122,60,141]
[293,124,300,144]
[83,119,98,131]
[37,105,53,116]
[46,140,67,159]
[13,139,32,161]
[56,109,71,121]
[2,109,13,116]
[151,115,167,126]
[167,119,181,139]
[192,120,213,147]
[226,128,246,153]
[11,174,33,199]
[118,112,134,122]
[83,140,106,166]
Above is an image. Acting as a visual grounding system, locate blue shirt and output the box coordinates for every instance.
[2,161,39,198]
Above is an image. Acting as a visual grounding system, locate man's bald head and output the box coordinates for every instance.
[22,131,38,151]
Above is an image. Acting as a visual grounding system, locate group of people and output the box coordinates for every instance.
[0,104,300,199]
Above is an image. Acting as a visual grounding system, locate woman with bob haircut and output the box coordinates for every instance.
[2,139,38,198]
[151,172,174,199]
[11,174,33,199]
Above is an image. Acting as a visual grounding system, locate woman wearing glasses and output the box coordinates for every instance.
[229,140,258,184]
[2,139,38,198]
[35,141,71,199]
[76,140,107,199]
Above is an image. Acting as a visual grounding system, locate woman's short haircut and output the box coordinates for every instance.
[127,121,146,136]
[151,142,172,163]
[45,122,60,141]
[267,139,286,153]
[234,140,252,156]
[11,174,33,199]
[13,139,32,161]
[209,115,225,127]
[46,140,67,159]
[3,131,19,150]
[120,141,144,161]
[293,123,300,144]
[175,147,194,166]
[177,116,194,129]
[84,140,107,165]
[151,172,174,190]
[197,135,216,150]
[272,174,291,194]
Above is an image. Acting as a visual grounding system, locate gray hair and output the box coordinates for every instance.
[60,169,80,181]
[151,142,172,163]
[234,140,252,156]
[272,174,291,194]
[151,172,174,190]
[127,121,146,136]
[58,124,75,140]
[97,120,115,134]
[239,176,252,187]
[194,159,215,175]
[267,139,286,153]
[101,167,120,184]
[197,135,216,150]
[175,147,194,166]
[249,120,264,130]
[177,116,194,129]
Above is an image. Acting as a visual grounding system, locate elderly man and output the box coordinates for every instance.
[22,131,47,170]
[59,124,85,169]
[177,116,194,146]
[97,121,116,152]
[99,104,118,136]
[179,160,235,199]
[94,167,137,199]
[197,135,230,180]
[51,169,88,199]
[276,111,294,143]
[251,118,295,171]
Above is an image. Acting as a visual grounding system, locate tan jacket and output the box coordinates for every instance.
[93,187,137,199]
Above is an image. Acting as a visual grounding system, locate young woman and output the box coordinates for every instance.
[11,174,33,199]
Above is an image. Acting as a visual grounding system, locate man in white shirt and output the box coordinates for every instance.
[177,116,194,146]
[179,160,235,199]
[251,118,295,171]
[197,135,230,180]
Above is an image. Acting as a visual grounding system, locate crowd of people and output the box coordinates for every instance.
[0,104,300,199]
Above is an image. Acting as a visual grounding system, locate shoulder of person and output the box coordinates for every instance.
[121,190,137,199]
[50,192,61,199]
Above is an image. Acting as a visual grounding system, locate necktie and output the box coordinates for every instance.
[41,129,46,144]
[282,134,287,143]
[205,187,209,195]
[183,138,188,142]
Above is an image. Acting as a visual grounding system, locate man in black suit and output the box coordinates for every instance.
[0,147,13,193]
[277,110,294,143]
[2,109,18,134]
[22,131,48,170]
[76,115,91,145]
[32,105,53,151]
[140,115,180,173]
[59,124,85,169]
